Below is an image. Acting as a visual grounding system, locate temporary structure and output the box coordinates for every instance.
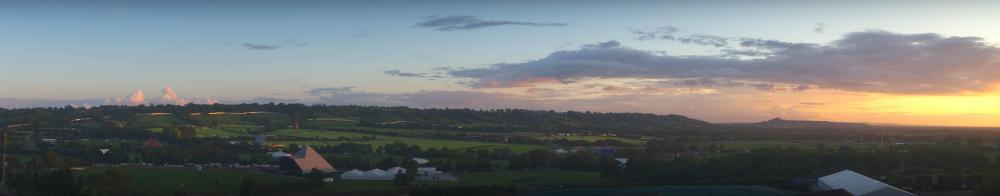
[269,151,290,159]
[386,166,407,175]
[279,146,336,174]
[412,157,429,165]
[144,138,162,148]
[818,170,915,196]
[339,169,366,180]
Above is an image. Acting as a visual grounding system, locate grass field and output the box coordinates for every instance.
[303,118,359,128]
[267,129,545,153]
[133,112,291,128]
[715,139,868,151]
[514,132,647,145]
[79,167,305,194]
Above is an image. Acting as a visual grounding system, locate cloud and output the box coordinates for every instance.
[447,31,1000,95]
[383,69,450,79]
[241,43,281,50]
[814,23,829,34]
[416,15,567,31]
[350,29,372,38]
[284,40,309,47]
[160,86,189,105]
[126,90,145,105]
[631,26,730,47]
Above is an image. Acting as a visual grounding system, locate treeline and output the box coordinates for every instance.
[0,103,713,136]
[603,139,995,186]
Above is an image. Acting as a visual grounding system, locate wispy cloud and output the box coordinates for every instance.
[349,29,372,38]
[630,26,730,47]
[416,15,567,31]
[814,23,829,34]
[241,43,281,50]
[236,41,308,50]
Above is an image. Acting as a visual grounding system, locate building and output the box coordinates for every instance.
[269,151,290,159]
[277,146,336,174]
[818,170,914,196]
[144,138,162,148]
[386,166,407,175]
[340,169,367,180]
[412,157,429,165]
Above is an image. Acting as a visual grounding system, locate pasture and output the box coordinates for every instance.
[79,167,305,194]
[267,129,546,153]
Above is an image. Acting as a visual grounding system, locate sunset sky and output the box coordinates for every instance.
[4,1,1000,126]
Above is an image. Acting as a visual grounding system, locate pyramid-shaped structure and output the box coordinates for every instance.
[291,146,336,173]
[144,138,162,148]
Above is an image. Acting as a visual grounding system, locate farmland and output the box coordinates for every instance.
[78,167,305,194]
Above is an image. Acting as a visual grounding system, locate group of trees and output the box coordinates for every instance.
[598,139,994,187]
[6,151,141,195]
[2,103,714,136]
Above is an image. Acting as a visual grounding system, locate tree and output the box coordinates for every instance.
[565,150,599,171]
[376,157,398,170]
[392,171,415,186]
[400,156,419,170]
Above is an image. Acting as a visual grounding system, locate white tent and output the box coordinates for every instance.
[417,167,441,175]
[818,170,914,196]
[269,151,290,159]
[412,157,429,165]
[386,167,407,175]
[340,169,366,180]
[365,168,393,180]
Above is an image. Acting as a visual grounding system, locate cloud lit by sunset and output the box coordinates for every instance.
[4,1,1000,126]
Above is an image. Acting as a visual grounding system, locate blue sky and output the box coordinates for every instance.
[5,1,1000,125]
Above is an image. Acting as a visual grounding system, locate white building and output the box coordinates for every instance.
[818,170,914,196]
[386,166,407,175]
[340,169,367,180]
[412,157,429,165]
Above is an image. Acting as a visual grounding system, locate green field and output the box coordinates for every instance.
[133,112,291,128]
[267,129,545,152]
[303,118,359,128]
[514,132,647,145]
[79,167,305,194]
[715,139,870,151]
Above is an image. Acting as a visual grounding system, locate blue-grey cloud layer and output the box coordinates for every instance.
[446,31,1000,95]
[416,15,567,31]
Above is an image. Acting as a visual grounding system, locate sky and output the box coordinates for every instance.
[4,1,1000,126]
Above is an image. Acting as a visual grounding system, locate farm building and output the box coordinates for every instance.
[277,146,336,174]
[818,170,914,196]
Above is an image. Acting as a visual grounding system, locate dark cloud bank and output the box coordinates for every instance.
[446,31,1000,95]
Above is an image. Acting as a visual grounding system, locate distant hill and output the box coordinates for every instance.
[728,117,874,129]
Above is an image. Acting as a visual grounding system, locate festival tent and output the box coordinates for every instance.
[340,169,366,180]
[386,166,407,175]
[818,170,915,196]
